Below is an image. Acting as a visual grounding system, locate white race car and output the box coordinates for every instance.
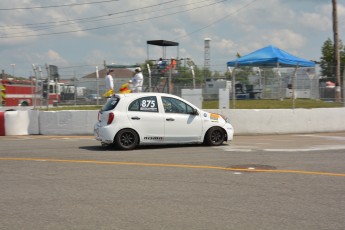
[94,93,234,150]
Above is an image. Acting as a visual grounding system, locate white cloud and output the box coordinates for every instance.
[0,26,36,45]
[212,38,237,55]
[300,13,331,31]
[0,0,344,76]
[337,3,345,32]
[261,29,306,50]
[45,50,68,65]
[85,50,108,66]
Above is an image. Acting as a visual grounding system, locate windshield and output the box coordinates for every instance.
[101,96,120,111]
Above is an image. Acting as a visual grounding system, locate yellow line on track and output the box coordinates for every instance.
[1,157,345,177]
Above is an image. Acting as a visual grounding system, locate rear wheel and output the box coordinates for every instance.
[204,127,225,146]
[114,129,139,150]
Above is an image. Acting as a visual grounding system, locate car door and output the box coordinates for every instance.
[161,96,203,143]
[127,96,164,142]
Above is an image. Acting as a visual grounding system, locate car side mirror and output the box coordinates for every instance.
[190,109,199,115]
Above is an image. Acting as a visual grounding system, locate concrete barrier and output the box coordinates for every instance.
[39,110,98,135]
[208,108,345,135]
[1,108,345,136]
[1,110,39,135]
[5,110,30,135]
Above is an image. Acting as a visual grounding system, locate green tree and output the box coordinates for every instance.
[212,71,223,79]
[172,59,210,87]
[320,38,345,82]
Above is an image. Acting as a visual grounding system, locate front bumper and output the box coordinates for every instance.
[223,123,234,141]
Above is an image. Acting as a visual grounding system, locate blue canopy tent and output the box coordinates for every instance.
[226,45,316,108]
[227,45,315,67]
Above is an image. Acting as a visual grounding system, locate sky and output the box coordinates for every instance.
[0,0,344,79]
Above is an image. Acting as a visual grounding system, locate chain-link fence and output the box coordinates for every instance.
[144,66,339,102]
[54,65,343,107]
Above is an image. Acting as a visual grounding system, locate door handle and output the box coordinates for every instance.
[131,116,140,120]
[166,118,175,121]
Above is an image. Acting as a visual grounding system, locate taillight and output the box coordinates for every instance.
[98,111,101,121]
[107,112,114,125]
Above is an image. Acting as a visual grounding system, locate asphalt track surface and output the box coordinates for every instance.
[1,132,345,230]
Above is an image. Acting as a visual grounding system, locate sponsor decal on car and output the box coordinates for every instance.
[210,113,220,122]
[144,137,163,140]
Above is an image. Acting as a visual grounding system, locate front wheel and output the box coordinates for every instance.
[204,127,225,146]
[114,129,139,150]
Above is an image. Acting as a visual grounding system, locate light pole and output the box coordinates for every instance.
[10,64,16,77]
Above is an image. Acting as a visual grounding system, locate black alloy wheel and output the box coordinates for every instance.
[204,127,225,146]
[114,129,139,150]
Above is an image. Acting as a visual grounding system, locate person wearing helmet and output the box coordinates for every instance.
[131,67,143,93]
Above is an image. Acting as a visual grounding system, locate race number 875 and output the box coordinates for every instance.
[141,100,155,108]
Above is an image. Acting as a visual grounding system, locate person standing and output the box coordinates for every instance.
[170,57,177,70]
[104,69,114,97]
[131,67,143,93]
[157,58,163,69]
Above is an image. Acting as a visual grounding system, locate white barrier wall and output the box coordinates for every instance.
[2,110,39,135]
[39,110,99,135]
[207,108,345,135]
[2,108,345,136]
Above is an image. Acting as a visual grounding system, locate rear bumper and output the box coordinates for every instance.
[94,123,115,144]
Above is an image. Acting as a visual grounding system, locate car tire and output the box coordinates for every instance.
[204,127,225,146]
[114,129,139,150]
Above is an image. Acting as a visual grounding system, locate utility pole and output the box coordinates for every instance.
[45,64,50,110]
[204,38,211,83]
[332,0,341,102]
[96,66,99,106]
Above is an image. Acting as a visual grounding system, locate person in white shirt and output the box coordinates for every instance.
[131,67,144,93]
[157,58,163,68]
[104,69,114,97]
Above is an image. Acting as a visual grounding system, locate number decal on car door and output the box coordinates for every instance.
[140,100,157,112]
[141,100,155,108]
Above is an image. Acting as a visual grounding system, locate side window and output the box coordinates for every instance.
[162,97,194,114]
[128,96,158,112]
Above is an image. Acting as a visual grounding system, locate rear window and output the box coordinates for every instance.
[101,97,120,111]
